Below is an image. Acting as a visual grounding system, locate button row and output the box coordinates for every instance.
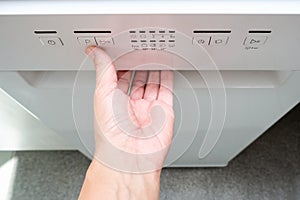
[129,30,175,34]
[77,37,114,47]
[39,36,268,48]
[130,34,175,40]
[131,42,175,50]
[131,39,175,43]
[193,36,229,46]
[192,36,268,46]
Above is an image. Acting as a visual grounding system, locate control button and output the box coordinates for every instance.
[39,37,63,46]
[192,37,210,45]
[210,36,229,46]
[244,36,268,46]
[95,37,114,46]
[77,37,97,46]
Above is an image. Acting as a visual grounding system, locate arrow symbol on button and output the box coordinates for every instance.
[250,39,260,44]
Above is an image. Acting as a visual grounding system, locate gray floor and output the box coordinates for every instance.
[5,104,300,200]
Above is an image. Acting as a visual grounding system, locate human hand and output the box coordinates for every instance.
[86,46,174,173]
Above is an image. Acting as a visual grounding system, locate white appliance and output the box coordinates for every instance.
[0,0,299,167]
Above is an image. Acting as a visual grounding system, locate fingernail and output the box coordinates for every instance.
[85,46,97,57]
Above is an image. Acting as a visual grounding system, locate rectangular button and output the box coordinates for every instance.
[95,37,114,46]
[77,37,97,46]
[39,37,63,46]
[244,36,268,46]
[210,36,229,46]
[192,37,210,46]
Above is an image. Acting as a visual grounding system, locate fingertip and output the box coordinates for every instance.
[164,70,174,79]
[87,47,113,68]
[160,70,174,89]
[85,45,98,56]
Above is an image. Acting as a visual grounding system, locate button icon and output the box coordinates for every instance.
[250,39,260,44]
[210,36,229,46]
[198,39,206,44]
[244,36,268,46]
[95,37,114,46]
[39,37,63,46]
[77,37,97,46]
[47,40,56,45]
[131,44,139,49]
[215,39,223,44]
[192,37,210,46]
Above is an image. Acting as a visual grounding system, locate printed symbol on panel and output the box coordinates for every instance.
[84,39,92,45]
[99,40,109,45]
[198,39,206,44]
[249,39,260,44]
[47,40,56,45]
[214,39,223,44]
[132,44,139,49]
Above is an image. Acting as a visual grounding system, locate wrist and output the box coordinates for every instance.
[86,159,161,200]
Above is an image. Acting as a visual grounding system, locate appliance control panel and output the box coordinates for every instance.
[0,14,300,70]
[36,29,270,50]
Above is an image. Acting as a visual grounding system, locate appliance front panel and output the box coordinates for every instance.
[0,14,300,71]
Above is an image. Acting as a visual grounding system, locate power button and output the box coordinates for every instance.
[39,37,63,46]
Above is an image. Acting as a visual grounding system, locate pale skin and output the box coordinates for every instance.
[79,46,175,200]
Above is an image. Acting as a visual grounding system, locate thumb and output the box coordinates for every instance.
[85,46,117,94]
